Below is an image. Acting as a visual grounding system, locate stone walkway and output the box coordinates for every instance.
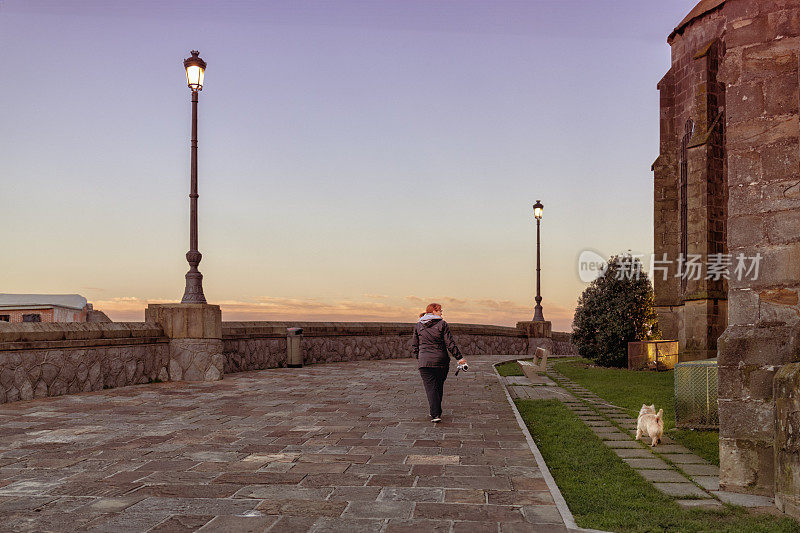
[0,356,573,532]
[504,359,774,510]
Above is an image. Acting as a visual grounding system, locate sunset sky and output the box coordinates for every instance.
[1,1,697,331]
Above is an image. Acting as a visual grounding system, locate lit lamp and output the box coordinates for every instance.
[181,50,208,304]
[184,51,206,91]
[532,200,545,321]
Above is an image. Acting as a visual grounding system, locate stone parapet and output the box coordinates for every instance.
[222,321,574,373]
[0,322,163,344]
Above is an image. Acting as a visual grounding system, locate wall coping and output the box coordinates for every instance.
[0,322,165,344]
[222,321,528,339]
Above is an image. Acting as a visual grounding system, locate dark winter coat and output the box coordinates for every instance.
[411,318,463,368]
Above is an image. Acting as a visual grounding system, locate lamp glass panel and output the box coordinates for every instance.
[186,65,204,89]
[533,207,543,219]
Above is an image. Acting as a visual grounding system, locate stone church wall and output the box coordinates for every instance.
[657,0,800,502]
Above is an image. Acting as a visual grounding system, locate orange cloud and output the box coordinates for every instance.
[94,295,575,332]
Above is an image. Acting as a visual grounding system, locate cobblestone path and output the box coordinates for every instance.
[0,356,571,532]
[504,358,774,510]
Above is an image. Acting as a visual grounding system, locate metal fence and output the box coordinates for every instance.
[675,358,719,429]
[628,340,679,371]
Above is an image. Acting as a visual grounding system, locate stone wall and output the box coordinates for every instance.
[658,0,800,504]
[714,0,800,499]
[222,322,565,373]
[0,322,169,403]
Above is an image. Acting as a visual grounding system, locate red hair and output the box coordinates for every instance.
[425,303,442,314]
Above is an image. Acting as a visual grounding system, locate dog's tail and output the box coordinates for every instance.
[656,409,663,420]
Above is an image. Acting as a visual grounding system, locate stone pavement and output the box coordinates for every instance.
[504,359,774,511]
[0,356,573,532]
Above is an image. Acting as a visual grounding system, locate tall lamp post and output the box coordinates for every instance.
[181,50,207,304]
[532,200,545,322]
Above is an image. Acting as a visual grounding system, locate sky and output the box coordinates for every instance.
[0,0,698,330]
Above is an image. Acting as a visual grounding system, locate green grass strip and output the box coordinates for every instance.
[495,360,524,376]
[515,399,799,533]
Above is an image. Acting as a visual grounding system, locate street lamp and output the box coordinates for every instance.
[532,200,545,322]
[181,50,207,304]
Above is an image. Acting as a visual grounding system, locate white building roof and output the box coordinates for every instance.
[0,294,88,310]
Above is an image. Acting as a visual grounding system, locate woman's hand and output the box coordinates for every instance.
[458,359,467,366]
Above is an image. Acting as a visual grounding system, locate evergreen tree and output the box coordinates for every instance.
[572,254,660,367]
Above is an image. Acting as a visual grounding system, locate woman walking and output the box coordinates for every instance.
[411,303,468,423]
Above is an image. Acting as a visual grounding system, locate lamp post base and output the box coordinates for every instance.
[145,303,223,382]
[181,270,207,304]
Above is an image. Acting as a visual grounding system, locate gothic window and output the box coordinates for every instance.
[680,118,694,293]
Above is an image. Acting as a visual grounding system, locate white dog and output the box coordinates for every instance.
[636,404,664,447]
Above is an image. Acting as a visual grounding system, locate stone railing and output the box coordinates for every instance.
[0,322,169,403]
[0,318,575,403]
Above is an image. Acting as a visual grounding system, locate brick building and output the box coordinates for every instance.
[0,294,93,323]
[654,0,799,510]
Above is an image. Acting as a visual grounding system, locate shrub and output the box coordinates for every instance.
[572,254,659,367]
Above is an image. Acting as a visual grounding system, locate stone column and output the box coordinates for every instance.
[775,362,800,520]
[715,0,800,497]
[516,321,554,355]
[145,304,223,381]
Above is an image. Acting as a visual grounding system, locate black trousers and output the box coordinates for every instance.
[419,366,449,418]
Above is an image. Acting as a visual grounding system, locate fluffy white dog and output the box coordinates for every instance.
[636,404,664,447]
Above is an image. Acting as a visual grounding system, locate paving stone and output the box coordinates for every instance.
[328,486,382,501]
[384,519,451,532]
[445,489,486,503]
[378,487,444,502]
[451,521,499,533]
[487,490,553,505]
[637,469,691,483]
[612,448,653,459]
[622,458,671,469]
[711,490,774,507]
[150,514,215,532]
[692,476,720,491]
[660,453,709,465]
[197,515,278,532]
[604,440,642,449]
[652,444,691,454]
[126,497,260,516]
[678,464,720,476]
[598,432,630,441]
[343,500,413,519]
[653,482,709,498]
[675,499,723,510]
[311,517,385,532]
[235,485,332,500]
[406,455,459,465]
[519,504,564,524]
[414,502,525,522]
[256,498,346,517]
